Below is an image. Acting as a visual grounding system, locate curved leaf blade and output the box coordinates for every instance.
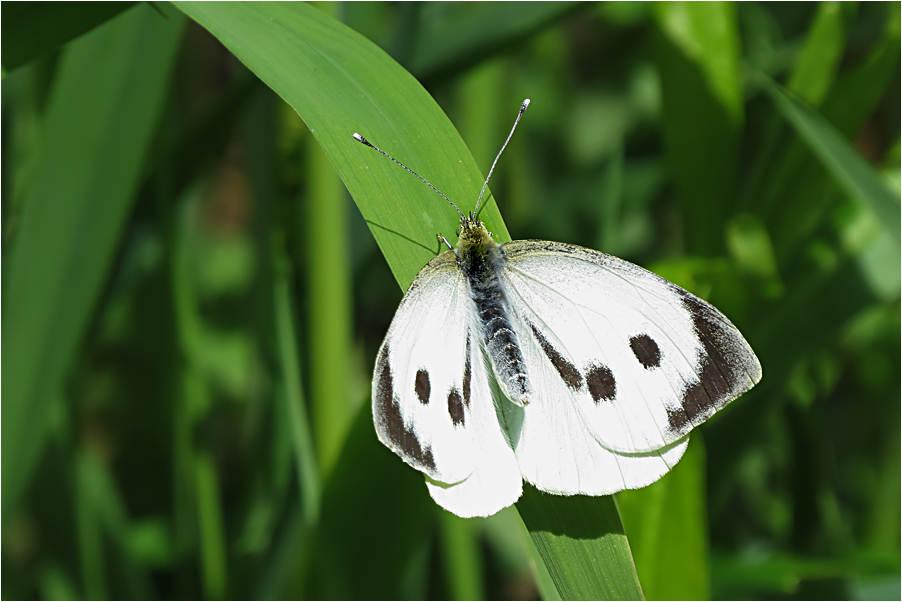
[1,2,136,72]
[173,4,644,599]
[2,3,185,524]
[174,1,508,289]
[518,486,644,600]
[759,74,900,247]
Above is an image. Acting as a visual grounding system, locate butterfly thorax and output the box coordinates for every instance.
[455,216,531,406]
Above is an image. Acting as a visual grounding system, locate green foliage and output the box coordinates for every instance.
[3,2,185,524]
[0,2,137,72]
[2,2,899,600]
[617,437,710,600]
[518,488,643,600]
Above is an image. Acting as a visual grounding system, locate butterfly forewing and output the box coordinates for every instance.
[503,319,691,494]
[501,240,762,454]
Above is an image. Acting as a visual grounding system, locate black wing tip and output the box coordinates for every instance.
[666,290,762,436]
[373,344,438,473]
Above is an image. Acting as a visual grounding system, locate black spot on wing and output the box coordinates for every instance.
[528,321,583,391]
[666,406,690,433]
[375,346,436,471]
[463,333,472,408]
[415,369,430,405]
[630,334,661,369]
[668,292,758,435]
[448,387,465,427]
[586,364,616,403]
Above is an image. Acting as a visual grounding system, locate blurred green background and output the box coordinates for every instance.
[2,2,899,600]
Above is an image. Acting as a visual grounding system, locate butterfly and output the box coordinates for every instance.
[354,99,761,518]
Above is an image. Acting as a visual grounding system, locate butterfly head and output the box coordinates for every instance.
[455,213,495,254]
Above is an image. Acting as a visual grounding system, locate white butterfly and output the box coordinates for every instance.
[354,100,761,518]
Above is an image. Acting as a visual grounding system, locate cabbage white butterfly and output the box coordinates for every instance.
[354,100,761,518]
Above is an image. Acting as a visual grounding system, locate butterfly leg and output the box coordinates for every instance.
[437,233,454,252]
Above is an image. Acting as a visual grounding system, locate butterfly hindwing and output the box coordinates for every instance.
[372,253,521,517]
[425,329,524,517]
[501,240,762,454]
[505,325,690,494]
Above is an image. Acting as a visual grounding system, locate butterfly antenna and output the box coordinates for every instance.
[474,98,530,215]
[353,133,465,219]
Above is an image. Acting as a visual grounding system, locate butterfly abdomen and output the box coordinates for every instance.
[457,221,531,406]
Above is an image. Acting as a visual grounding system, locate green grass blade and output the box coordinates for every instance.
[617,438,710,600]
[753,7,899,234]
[439,513,485,600]
[173,1,508,290]
[174,4,645,598]
[652,1,743,255]
[195,451,227,600]
[454,59,508,178]
[712,549,900,595]
[76,453,106,601]
[519,517,564,600]
[759,74,900,247]
[38,563,81,601]
[1,2,137,72]
[517,487,644,600]
[303,136,354,476]
[273,246,321,526]
[785,1,848,107]
[79,450,154,598]
[2,3,185,526]
[654,2,743,123]
[819,4,900,137]
[305,404,435,600]
[411,2,583,83]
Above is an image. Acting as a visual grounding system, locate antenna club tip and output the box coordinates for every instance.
[521,99,531,109]
[353,133,365,142]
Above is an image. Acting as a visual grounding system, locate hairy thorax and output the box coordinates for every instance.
[455,217,531,406]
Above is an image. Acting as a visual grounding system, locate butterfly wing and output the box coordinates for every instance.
[372,252,522,517]
[501,240,761,456]
[498,361,690,495]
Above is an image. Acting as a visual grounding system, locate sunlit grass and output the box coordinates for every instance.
[2,2,899,600]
